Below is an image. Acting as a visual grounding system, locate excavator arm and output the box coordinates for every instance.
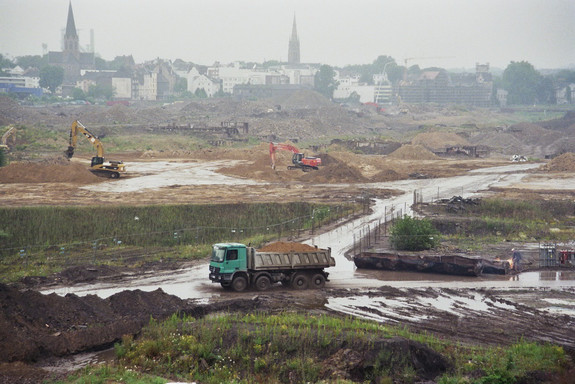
[1,125,16,150]
[65,120,125,178]
[66,120,105,159]
[269,142,321,171]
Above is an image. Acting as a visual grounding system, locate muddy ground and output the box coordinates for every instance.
[1,98,575,382]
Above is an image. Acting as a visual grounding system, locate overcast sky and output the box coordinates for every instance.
[1,0,574,70]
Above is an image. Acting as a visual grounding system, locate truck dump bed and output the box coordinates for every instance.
[247,247,335,271]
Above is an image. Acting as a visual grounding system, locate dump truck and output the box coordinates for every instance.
[209,242,335,291]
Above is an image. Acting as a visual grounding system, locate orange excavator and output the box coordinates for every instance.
[269,142,322,172]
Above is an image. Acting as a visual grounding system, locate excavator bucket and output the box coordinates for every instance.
[65,146,75,159]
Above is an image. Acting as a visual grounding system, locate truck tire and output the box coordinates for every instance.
[221,283,232,290]
[291,273,309,290]
[231,275,248,292]
[110,172,120,179]
[311,273,326,289]
[254,275,271,291]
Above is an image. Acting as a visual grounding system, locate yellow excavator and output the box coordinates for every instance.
[65,120,126,178]
[0,125,16,151]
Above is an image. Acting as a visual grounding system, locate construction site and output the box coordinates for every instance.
[1,92,575,383]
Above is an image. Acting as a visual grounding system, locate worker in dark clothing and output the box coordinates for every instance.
[511,248,523,271]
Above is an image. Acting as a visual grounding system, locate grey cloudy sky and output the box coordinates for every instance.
[1,0,574,70]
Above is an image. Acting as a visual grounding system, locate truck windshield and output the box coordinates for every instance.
[211,247,226,262]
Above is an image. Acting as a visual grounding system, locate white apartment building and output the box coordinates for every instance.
[112,77,132,99]
[205,63,266,94]
[187,68,220,97]
[334,72,392,104]
[137,72,158,101]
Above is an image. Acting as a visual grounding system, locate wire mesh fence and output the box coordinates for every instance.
[1,203,366,273]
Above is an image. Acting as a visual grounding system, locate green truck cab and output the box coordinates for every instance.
[208,242,335,292]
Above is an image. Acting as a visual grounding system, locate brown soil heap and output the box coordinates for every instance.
[0,161,102,183]
[544,152,575,172]
[258,241,320,252]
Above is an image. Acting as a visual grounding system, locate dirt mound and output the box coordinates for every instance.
[372,168,402,182]
[305,153,369,183]
[543,152,575,172]
[0,283,194,362]
[0,160,102,183]
[411,132,469,150]
[388,144,439,160]
[258,241,320,252]
[0,96,25,126]
[217,145,369,184]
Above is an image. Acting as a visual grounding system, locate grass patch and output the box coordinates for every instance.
[428,198,575,243]
[52,312,569,384]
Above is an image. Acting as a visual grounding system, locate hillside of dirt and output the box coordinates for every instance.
[0,160,102,184]
[411,131,470,150]
[3,94,575,160]
[543,152,575,172]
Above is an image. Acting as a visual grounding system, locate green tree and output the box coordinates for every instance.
[314,64,338,100]
[0,54,14,71]
[194,88,207,98]
[15,55,48,70]
[502,61,542,105]
[87,83,114,100]
[537,76,556,104]
[72,88,86,100]
[0,149,6,167]
[390,215,440,251]
[174,77,188,93]
[39,65,64,93]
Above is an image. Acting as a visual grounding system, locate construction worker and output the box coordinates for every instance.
[511,248,523,272]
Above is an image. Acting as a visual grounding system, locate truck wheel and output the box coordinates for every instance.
[291,273,309,290]
[110,172,120,179]
[311,273,326,289]
[231,276,248,292]
[221,283,232,290]
[254,275,271,291]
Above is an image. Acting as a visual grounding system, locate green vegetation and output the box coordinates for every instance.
[0,148,6,167]
[0,203,356,281]
[54,365,166,384]
[390,215,440,251]
[430,198,575,246]
[52,312,569,384]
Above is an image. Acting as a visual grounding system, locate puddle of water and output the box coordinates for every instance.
[326,289,521,324]
[507,271,575,286]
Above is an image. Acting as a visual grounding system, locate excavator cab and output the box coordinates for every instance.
[91,156,104,167]
[292,153,304,165]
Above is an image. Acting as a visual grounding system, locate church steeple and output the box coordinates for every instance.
[64,1,79,53]
[288,15,300,64]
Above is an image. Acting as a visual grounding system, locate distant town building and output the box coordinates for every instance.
[0,66,42,98]
[396,63,493,107]
[48,2,95,95]
[333,72,388,104]
[288,16,300,64]
[187,67,220,97]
